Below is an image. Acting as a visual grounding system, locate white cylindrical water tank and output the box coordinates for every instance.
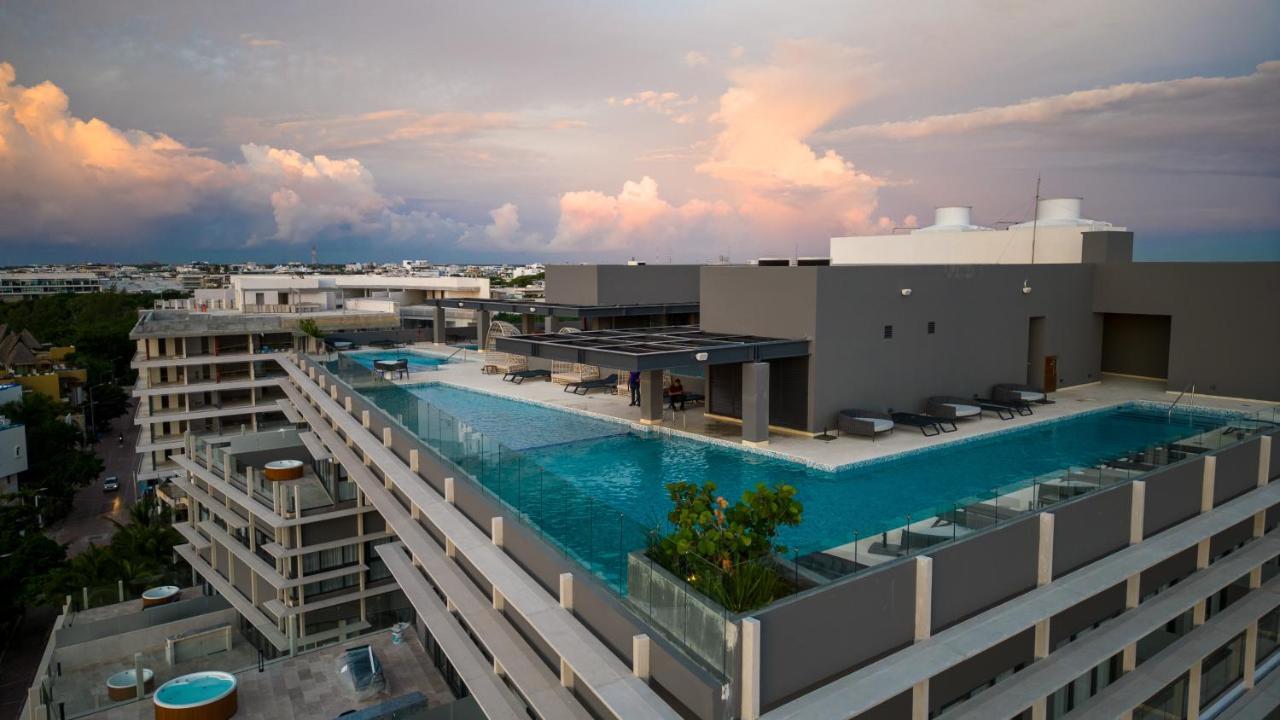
[933,206,973,227]
[1036,197,1083,223]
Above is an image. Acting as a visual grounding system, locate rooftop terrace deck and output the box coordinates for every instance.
[382,348,1276,470]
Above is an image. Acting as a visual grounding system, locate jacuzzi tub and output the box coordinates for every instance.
[153,671,237,720]
[105,668,154,701]
[141,586,181,609]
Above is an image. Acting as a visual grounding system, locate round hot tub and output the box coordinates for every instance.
[153,671,237,720]
[141,586,181,609]
[106,668,154,701]
[263,459,304,481]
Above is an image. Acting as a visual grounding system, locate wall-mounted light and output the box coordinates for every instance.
[529,307,538,313]
[1022,280,1032,295]
[900,288,912,297]
[694,352,709,362]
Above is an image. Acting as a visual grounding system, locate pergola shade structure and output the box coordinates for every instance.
[405,298,700,319]
[494,326,810,372]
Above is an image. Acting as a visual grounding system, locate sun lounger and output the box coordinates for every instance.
[838,408,895,440]
[565,373,619,395]
[890,412,957,436]
[973,396,1033,417]
[993,383,1049,405]
[926,396,983,420]
[503,369,551,384]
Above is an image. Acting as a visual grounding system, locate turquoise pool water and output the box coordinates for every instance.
[346,349,450,373]
[360,381,1233,589]
[155,674,234,706]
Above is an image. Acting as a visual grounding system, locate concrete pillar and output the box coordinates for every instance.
[914,556,933,641]
[742,361,770,446]
[362,410,370,429]
[491,516,504,548]
[1187,659,1203,720]
[912,681,929,720]
[559,573,574,610]
[1260,436,1272,488]
[134,652,145,698]
[639,369,664,425]
[1035,513,1054,659]
[741,617,761,720]
[476,310,491,350]
[1244,621,1259,689]
[521,314,533,335]
[445,476,455,503]
[632,634,651,681]
[560,659,574,689]
[118,579,125,603]
[382,427,392,447]
[433,306,446,344]
[546,316,560,334]
[409,449,419,473]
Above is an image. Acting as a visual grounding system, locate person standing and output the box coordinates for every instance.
[628,370,641,406]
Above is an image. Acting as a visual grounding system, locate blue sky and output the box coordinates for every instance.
[0,0,1277,264]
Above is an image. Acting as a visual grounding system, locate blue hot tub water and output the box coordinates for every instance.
[358,381,1232,590]
[346,349,451,373]
[155,674,234,705]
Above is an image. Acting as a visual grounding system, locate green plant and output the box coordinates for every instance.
[649,480,802,611]
[298,318,324,339]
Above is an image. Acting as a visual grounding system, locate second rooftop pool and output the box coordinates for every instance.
[357,380,1234,590]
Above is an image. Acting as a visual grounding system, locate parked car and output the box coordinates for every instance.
[102,475,119,492]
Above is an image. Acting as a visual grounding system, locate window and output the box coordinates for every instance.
[883,325,893,339]
[927,321,936,334]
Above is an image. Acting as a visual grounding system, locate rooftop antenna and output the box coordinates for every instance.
[1030,174,1041,263]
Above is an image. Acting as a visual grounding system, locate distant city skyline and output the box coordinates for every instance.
[1,1,1278,264]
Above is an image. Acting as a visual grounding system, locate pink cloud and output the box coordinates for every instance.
[552,176,731,251]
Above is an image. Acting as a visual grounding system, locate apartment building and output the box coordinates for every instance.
[129,303,400,488]
[171,425,404,656]
[0,271,101,301]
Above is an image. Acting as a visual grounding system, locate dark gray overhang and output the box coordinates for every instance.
[494,325,810,372]
[402,299,700,319]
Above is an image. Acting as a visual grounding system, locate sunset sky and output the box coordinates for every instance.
[1,0,1277,263]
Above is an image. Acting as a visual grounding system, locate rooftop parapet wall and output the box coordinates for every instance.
[546,265,701,306]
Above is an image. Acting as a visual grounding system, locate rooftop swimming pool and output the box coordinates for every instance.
[353,377,1241,590]
[345,349,456,373]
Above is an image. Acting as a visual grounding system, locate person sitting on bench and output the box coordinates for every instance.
[667,378,687,411]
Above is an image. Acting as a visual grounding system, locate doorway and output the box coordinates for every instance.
[1044,356,1059,393]
[1027,316,1046,389]
[1101,313,1172,380]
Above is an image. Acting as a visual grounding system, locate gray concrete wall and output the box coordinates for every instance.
[1093,262,1280,400]
[929,516,1040,631]
[54,606,239,667]
[544,265,701,306]
[700,264,1099,431]
[755,560,916,709]
[1051,484,1133,578]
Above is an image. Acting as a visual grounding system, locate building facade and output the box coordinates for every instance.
[0,272,101,301]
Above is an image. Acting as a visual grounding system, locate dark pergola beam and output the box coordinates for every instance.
[401,299,700,319]
[494,325,810,372]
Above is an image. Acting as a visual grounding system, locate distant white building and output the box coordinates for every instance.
[0,383,27,496]
[0,272,101,301]
[830,197,1129,265]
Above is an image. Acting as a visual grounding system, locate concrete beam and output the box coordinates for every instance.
[742,361,770,446]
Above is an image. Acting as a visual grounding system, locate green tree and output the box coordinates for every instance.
[298,318,324,338]
[2,394,104,521]
[649,481,802,611]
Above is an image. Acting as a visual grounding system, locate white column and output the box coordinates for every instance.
[491,516,504,548]
[912,556,933,720]
[559,572,573,611]
[741,617,761,720]
[633,634,651,681]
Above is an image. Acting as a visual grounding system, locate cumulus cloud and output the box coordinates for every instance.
[0,61,232,240]
[0,61,524,250]
[827,60,1280,142]
[684,51,709,67]
[552,176,731,251]
[696,39,891,235]
[608,91,698,124]
[555,40,908,257]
